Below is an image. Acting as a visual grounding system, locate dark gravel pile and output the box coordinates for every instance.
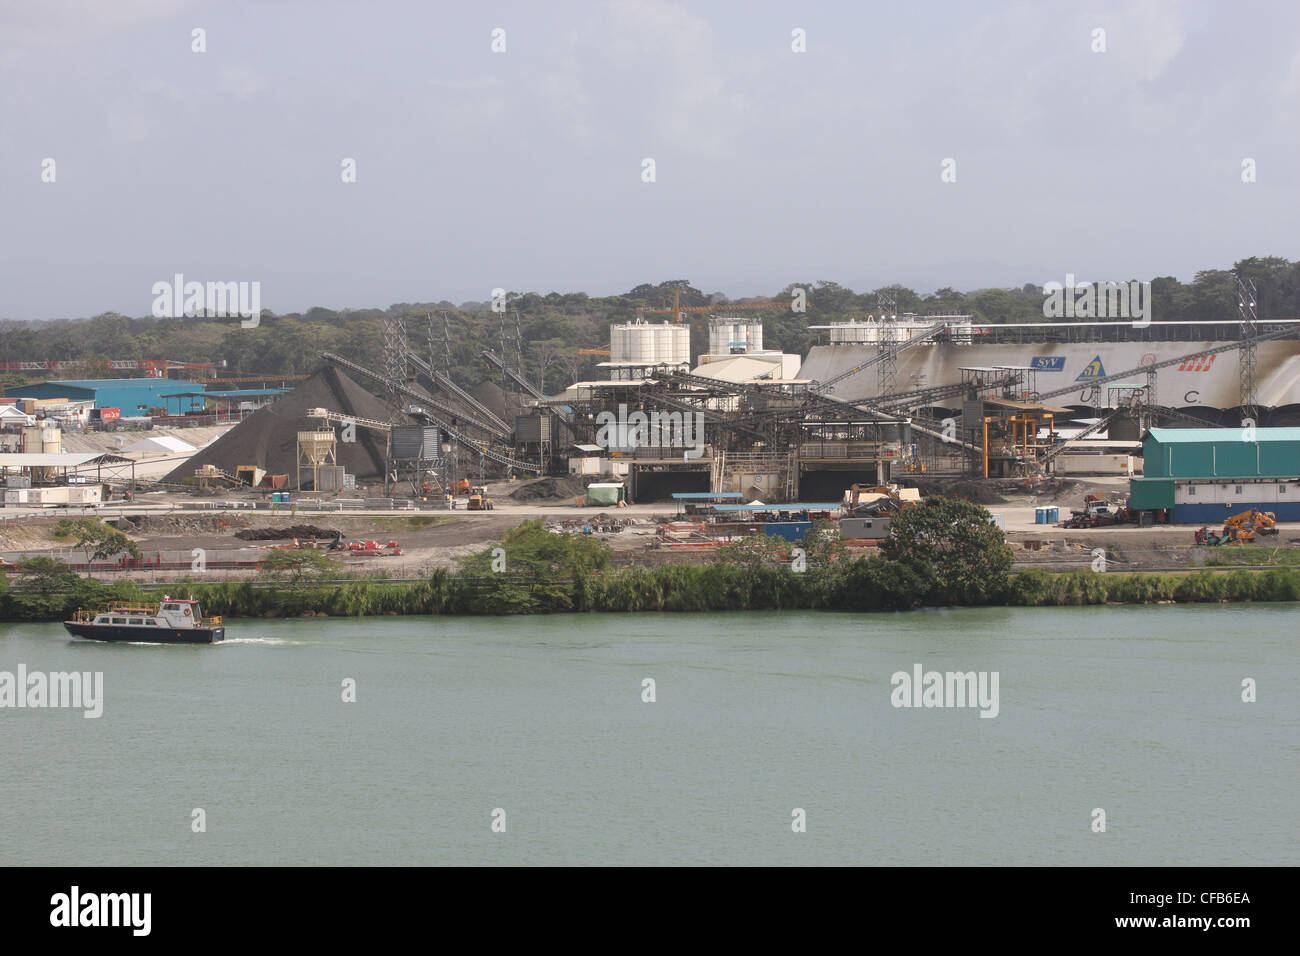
[908,477,1007,505]
[162,366,401,486]
[234,525,341,541]
[508,475,589,501]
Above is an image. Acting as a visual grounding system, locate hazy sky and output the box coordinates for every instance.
[3,0,1298,321]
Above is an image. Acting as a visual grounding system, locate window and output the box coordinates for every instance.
[128,618,144,625]
[111,617,126,624]
[1281,484,1288,494]
[1187,485,1196,496]
[1235,485,1243,494]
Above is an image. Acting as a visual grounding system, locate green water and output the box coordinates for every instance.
[1,606,1296,865]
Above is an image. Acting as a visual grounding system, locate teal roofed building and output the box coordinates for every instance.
[4,379,205,416]
[1128,427,1300,522]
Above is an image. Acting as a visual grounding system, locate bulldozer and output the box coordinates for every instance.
[1194,508,1278,545]
[467,486,493,511]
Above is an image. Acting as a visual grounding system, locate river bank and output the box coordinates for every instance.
[3,563,1299,622]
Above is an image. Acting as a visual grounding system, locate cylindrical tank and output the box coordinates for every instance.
[708,322,723,356]
[631,325,654,363]
[668,323,689,364]
[609,325,627,362]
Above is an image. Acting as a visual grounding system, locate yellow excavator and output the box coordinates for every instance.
[1195,508,1279,545]
[1223,509,1278,542]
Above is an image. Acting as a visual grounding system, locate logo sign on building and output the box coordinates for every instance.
[1031,356,1066,371]
[1177,354,1217,373]
[100,407,121,422]
[1075,356,1107,381]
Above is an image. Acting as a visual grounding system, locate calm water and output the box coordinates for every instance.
[1,607,1296,866]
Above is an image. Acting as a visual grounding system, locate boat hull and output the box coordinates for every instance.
[63,622,225,644]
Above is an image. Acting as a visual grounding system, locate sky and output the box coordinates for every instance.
[2,0,1298,321]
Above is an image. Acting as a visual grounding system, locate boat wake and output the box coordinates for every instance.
[218,636,308,647]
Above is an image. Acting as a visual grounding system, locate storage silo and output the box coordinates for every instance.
[665,323,690,364]
[608,324,628,362]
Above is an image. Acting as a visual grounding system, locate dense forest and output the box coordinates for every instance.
[2,256,1297,396]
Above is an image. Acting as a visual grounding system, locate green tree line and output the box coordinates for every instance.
[3,503,1297,622]
[3,258,1296,396]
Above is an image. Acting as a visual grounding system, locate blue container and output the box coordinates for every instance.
[1034,507,1046,524]
[1048,506,1059,522]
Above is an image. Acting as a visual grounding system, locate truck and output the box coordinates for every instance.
[467,486,493,510]
[1062,495,1134,528]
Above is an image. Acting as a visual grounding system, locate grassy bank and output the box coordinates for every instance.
[3,563,1298,623]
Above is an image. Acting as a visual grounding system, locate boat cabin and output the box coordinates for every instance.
[87,599,208,629]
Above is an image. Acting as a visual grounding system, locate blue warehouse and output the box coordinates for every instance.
[5,379,207,415]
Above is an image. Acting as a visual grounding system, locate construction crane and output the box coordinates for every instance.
[637,286,785,323]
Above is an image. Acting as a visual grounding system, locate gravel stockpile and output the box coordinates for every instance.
[162,366,402,486]
[234,525,341,541]
[508,475,589,501]
[907,477,1007,505]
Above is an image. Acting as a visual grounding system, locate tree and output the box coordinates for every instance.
[260,548,335,582]
[455,520,611,613]
[14,556,80,593]
[53,519,140,575]
[880,497,1013,606]
[532,338,566,394]
[260,548,336,583]
[557,349,587,389]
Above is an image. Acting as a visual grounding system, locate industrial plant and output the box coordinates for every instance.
[4,281,1300,552]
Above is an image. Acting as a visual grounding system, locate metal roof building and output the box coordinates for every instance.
[4,379,204,415]
[1129,427,1300,522]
